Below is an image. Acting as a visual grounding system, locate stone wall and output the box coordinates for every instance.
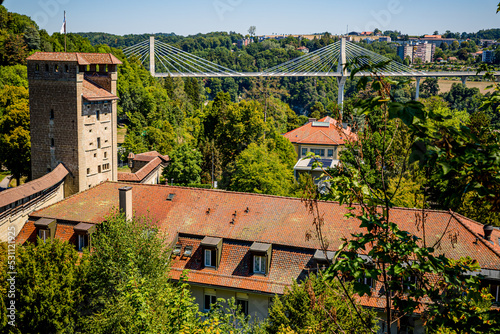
[0,181,65,241]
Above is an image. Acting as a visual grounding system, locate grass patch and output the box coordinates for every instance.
[118,166,131,173]
[0,171,10,183]
[117,127,127,144]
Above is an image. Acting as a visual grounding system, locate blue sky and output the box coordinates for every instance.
[5,0,500,37]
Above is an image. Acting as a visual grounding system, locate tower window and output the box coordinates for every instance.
[50,138,54,147]
[104,152,107,159]
[97,137,101,148]
[50,109,54,120]
[96,110,100,121]
[87,168,90,175]
[45,64,49,72]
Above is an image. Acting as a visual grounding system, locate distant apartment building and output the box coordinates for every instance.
[397,44,414,63]
[413,42,435,63]
[397,42,434,63]
[483,50,495,63]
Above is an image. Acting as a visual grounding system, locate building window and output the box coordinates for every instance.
[98,165,102,173]
[45,64,49,72]
[39,229,49,242]
[204,249,216,268]
[327,149,334,157]
[236,299,249,316]
[50,109,54,120]
[301,148,307,157]
[94,153,97,158]
[204,293,217,311]
[102,163,110,170]
[357,275,374,288]
[481,280,500,303]
[47,168,51,173]
[253,255,266,274]
[104,152,107,159]
[65,65,69,72]
[54,64,59,72]
[35,64,40,72]
[78,234,89,251]
[96,110,100,121]
[97,137,101,148]
[311,148,325,157]
[50,138,55,147]
[87,168,90,175]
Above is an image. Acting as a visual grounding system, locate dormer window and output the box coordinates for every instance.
[249,242,272,276]
[74,222,96,252]
[313,249,335,271]
[34,218,56,243]
[201,236,222,269]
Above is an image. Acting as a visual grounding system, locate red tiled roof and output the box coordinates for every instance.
[27,181,500,271]
[26,52,122,65]
[0,164,69,207]
[82,79,118,101]
[169,237,311,295]
[283,116,356,145]
[133,151,169,163]
[118,157,163,183]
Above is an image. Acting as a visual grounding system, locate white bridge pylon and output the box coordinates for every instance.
[122,37,495,103]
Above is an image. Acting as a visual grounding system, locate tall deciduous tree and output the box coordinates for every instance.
[229,142,294,196]
[163,143,202,185]
[0,85,30,184]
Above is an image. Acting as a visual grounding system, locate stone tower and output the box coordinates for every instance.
[26,53,122,196]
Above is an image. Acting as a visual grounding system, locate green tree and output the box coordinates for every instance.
[163,143,202,185]
[0,85,30,184]
[229,142,294,196]
[267,274,378,334]
[82,212,200,333]
[0,239,87,334]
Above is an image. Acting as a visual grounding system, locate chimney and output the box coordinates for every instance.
[484,224,494,241]
[119,186,133,220]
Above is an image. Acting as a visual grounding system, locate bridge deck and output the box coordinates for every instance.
[155,71,499,78]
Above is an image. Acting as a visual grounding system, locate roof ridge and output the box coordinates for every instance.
[451,211,500,259]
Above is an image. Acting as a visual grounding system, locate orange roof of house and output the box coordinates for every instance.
[0,164,69,207]
[118,157,163,182]
[283,116,356,145]
[82,79,118,101]
[26,52,122,65]
[424,35,442,39]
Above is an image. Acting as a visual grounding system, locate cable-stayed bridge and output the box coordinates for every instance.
[123,37,498,104]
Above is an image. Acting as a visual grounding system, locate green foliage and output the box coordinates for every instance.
[0,85,30,184]
[267,274,377,334]
[163,143,202,185]
[229,142,294,196]
[0,239,87,334]
[81,212,200,333]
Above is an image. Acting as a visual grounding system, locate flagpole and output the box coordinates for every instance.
[64,11,66,52]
